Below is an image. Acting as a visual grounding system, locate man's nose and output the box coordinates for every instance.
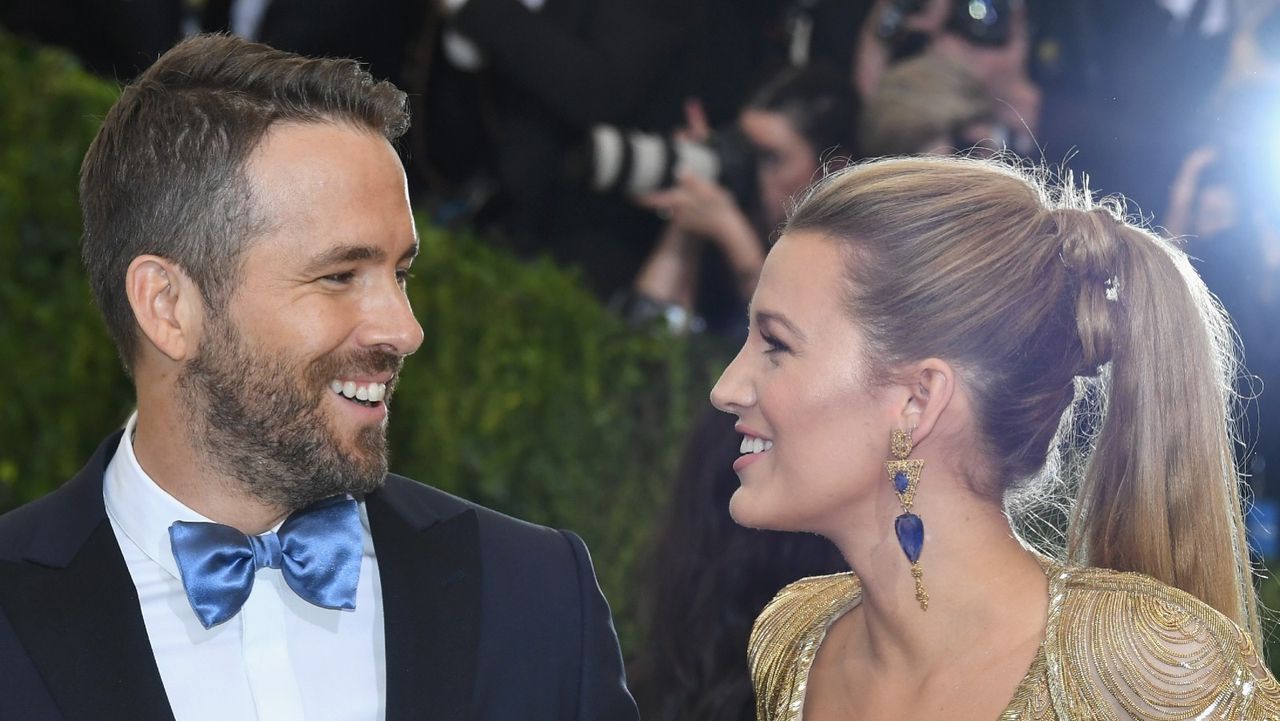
[359,279,424,356]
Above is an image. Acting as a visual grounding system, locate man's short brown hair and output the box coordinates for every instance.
[79,33,409,371]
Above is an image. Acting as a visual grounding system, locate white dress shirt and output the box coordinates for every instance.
[103,413,386,721]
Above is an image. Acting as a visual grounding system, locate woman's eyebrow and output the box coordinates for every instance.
[754,308,807,343]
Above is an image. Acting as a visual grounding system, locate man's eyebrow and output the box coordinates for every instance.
[303,240,419,272]
[755,309,807,343]
[303,244,386,273]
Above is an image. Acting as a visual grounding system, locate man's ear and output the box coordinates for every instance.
[896,358,956,446]
[125,255,203,362]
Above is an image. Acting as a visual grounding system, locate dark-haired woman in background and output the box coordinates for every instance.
[626,65,859,337]
[627,409,847,721]
[625,65,856,721]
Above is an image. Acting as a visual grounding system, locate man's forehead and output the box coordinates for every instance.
[245,123,397,197]
[235,121,414,264]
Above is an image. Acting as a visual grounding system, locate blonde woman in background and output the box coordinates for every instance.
[710,154,1280,720]
[859,52,997,157]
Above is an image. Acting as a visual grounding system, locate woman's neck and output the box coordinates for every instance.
[824,471,1050,680]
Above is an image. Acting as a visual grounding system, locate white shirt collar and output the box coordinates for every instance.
[103,412,213,580]
[103,412,377,580]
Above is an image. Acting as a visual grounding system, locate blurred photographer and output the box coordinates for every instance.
[416,0,779,299]
[1167,2,1280,240]
[619,66,859,337]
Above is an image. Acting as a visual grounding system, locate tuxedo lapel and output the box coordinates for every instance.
[367,479,481,721]
[0,432,174,721]
[2,440,485,721]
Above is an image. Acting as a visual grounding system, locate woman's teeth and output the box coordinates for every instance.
[740,436,773,454]
[330,379,387,403]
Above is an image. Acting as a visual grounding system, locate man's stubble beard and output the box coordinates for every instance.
[176,313,402,512]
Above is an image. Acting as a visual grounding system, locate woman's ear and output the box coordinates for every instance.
[897,358,956,446]
[125,255,203,363]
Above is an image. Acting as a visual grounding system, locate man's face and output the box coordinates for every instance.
[177,121,424,512]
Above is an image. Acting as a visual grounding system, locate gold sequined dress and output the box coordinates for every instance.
[750,559,1280,720]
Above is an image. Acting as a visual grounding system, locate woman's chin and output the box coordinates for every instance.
[727,486,763,529]
[729,486,796,532]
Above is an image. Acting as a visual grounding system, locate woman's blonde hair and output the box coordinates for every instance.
[785,155,1260,645]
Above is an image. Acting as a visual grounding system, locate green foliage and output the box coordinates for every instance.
[392,228,719,647]
[0,30,134,507]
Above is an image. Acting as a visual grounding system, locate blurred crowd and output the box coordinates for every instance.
[7,0,1276,325]
[5,1,1280,719]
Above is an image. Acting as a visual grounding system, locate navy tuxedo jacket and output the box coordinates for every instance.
[0,431,640,721]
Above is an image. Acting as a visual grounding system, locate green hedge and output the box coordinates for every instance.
[0,30,723,649]
[0,30,134,506]
[390,229,721,646]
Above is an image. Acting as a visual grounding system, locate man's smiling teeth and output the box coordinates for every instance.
[329,379,387,402]
[740,436,774,454]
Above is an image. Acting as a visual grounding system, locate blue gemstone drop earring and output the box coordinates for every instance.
[886,428,928,611]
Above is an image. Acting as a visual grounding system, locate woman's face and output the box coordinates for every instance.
[740,109,820,231]
[710,232,898,535]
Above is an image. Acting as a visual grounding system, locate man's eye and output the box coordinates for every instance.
[395,269,414,284]
[321,271,355,284]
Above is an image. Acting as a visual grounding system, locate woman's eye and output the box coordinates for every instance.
[762,333,790,355]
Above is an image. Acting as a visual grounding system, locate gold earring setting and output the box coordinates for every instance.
[885,428,928,611]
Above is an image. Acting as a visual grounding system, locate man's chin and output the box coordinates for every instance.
[342,471,387,499]
[345,417,386,448]
[293,454,386,508]
[342,432,390,487]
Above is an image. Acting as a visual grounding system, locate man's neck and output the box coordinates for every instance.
[132,405,288,535]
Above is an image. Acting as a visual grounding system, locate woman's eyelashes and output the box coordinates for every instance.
[762,332,791,356]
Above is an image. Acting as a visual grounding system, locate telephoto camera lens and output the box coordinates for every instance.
[568,125,759,212]
[581,126,719,195]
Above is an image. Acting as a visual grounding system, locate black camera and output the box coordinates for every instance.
[568,125,759,212]
[878,0,1014,47]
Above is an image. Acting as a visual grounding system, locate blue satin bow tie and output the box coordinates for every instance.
[169,495,363,629]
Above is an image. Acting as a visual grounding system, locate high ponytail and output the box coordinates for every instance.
[785,155,1260,646]
[1055,204,1259,644]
